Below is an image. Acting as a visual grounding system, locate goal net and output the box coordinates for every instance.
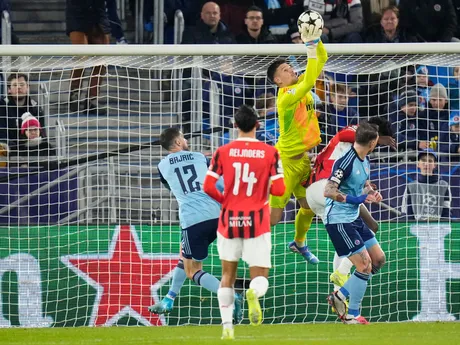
[0,44,459,327]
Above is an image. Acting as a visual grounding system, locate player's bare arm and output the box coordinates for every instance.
[324,180,346,202]
[363,180,383,203]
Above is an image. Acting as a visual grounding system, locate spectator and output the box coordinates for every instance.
[391,90,430,152]
[255,93,278,145]
[106,0,128,44]
[286,25,302,44]
[399,0,459,42]
[401,149,451,221]
[66,0,110,114]
[320,0,364,43]
[361,0,396,27]
[236,6,277,44]
[0,73,44,146]
[439,111,460,163]
[10,113,56,165]
[448,66,460,110]
[414,65,432,111]
[427,83,450,147]
[364,6,420,43]
[0,0,19,44]
[320,83,358,139]
[181,2,236,44]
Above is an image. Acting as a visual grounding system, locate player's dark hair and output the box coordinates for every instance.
[367,116,393,137]
[355,122,379,145]
[267,59,286,85]
[234,104,258,133]
[160,127,181,151]
[7,72,28,85]
[246,5,263,15]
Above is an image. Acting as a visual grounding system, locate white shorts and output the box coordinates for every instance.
[306,178,327,220]
[217,232,272,268]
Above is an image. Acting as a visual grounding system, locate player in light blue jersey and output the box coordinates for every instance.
[148,128,242,323]
[323,122,386,324]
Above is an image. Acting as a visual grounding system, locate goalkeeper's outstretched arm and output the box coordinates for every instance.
[278,41,328,109]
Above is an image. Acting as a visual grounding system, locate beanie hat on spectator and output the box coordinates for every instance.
[287,25,300,41]
[418,148,437,162]
[430,83,448,100]
[416,65,428,75]
[398,90,418,109]
[21,112,41,134]
[449,111,460,126]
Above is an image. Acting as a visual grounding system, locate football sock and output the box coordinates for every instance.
[337,256,354,276]
[294,207,315,246]
[192,270,220,294]
[166,259,186,300]
[340,270,370,317]
[218,287,235,329]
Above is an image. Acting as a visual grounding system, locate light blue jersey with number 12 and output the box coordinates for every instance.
[158,151,221,229]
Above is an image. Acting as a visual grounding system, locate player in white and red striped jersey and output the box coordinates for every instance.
[306,117,395,291]
[204,104,285,340]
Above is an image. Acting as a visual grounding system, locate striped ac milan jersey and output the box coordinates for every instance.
[207,138,283,239]
[313,125,357,182]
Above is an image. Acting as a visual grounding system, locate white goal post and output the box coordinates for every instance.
[0,43,459,327]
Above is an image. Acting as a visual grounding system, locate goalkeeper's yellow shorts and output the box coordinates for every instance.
[269,153,311,209]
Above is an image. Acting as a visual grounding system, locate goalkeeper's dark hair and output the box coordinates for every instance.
[367,116,393,137]
[355,122,379,146]
[267,58,286,84]
[234,104,258,133]
[160,127,181,151]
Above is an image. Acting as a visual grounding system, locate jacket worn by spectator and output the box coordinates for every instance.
[390,110,429,151]
[439,126,460,162]
[321,103,358,139]
[401,174,451,220]
[399,0,458,42]
[439,113,460,162]
[0,96,44,146]
[256,110,278,146]
[321,0,364,42]
[236,27,277,44]
[364,24,421,43]
[181,20,236,44]
[11,138,56,158]
[449,78,460,110]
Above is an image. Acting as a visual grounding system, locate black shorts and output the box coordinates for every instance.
[181,218,218,261]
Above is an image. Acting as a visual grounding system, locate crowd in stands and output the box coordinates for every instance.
[0,0,459,221]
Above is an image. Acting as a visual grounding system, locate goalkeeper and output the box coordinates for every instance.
[266,24,327,264]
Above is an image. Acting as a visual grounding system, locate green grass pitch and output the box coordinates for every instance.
[1,323,459,345]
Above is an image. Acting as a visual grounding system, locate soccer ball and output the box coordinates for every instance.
[297,10,324,37]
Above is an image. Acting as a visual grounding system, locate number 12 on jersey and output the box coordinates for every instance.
[232,162,258,197]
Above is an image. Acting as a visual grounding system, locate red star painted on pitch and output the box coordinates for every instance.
[61,225,178,326]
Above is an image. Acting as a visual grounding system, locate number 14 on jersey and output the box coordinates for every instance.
[232,162,258,197]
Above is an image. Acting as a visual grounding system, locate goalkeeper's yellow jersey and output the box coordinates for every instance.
[275,41,328,158]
